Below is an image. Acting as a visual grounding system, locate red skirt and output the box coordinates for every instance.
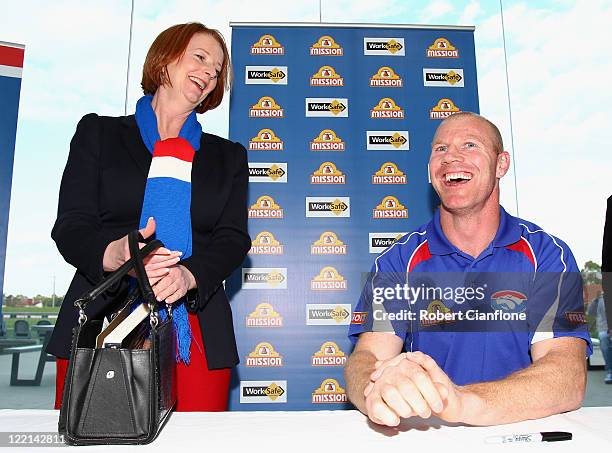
[55,312,231,411]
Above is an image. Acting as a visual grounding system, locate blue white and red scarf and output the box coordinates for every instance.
[134,94,202,364]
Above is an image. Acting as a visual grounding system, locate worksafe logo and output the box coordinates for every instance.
[311,266,348,291]
[430,98,461,119]
[423,68,465,87]
[245,66,288,85]
[240,381,287,403]
[310,65,344,86]
[310,129,345,151]
[310,35,343,56]
[491,290,527,313]
[306,197,350,218]
[368,232,407,254]
[311,231,347,255]
[310,162,346,184]
[242,268,287,290]
[311,341,347,366]
[246,342,283,367]
[306,304,352,325]
[427,38,459,58]
[249,195,284,218]
[249,96,284,117]
[369,66,403,87]
[372,162,407,184]
[249,128,284,150]
[363,37,405,56]
[366,131,409,151]
[371,98,404,119]
[305,98,349,117]
[248,163,287,183]
[373,196,408,219]
[421,300,453,327]
[312,379,348,404]
[249,231,284,255]
[246,302,283,328]
[251,34,285,55]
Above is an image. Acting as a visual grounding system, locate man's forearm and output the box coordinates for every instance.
[458,347,586,425]
[344,350,377,414]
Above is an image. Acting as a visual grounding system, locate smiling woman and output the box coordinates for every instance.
[47,22,250,412]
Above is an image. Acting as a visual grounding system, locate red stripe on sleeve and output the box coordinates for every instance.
[408,241,432,272]
[0,45,25,68]
[505,238,535,266]
[152,137,195,162]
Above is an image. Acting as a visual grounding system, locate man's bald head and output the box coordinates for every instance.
[433,112,504,155]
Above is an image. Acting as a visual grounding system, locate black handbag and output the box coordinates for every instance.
[58,231,177,445]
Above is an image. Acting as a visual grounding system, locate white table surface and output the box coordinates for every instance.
[0,407,610,451]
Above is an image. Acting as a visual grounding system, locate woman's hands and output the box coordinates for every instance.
[102,217,196,302]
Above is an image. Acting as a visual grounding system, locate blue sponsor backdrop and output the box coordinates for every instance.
[227,24,478,410]
[0,43,24,328]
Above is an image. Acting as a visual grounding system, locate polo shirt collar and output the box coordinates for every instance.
[427,205,522,256]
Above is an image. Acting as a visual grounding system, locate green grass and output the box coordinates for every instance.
[2,306,58,335]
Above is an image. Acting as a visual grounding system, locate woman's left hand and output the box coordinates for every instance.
[151,264,196,304]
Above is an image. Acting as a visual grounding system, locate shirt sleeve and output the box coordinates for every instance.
[528,236,593,356]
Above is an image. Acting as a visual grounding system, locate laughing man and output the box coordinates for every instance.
[345,112,591,426]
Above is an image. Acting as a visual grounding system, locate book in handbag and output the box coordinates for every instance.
[58,231,176,445]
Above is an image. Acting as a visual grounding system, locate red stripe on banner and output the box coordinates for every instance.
[408,241,432,272]
[0,45,25,68]
[505,237,535,267]
[153,137,195,162]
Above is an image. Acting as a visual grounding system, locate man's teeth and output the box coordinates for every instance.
[189,76,205,90]
[445,172,472,182]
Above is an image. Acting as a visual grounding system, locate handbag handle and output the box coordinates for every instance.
[74,232,164,325]
[127,231,165,328]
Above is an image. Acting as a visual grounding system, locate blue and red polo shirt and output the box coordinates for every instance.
[349,206,592,385]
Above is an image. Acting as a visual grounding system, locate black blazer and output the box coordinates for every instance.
[603,195,612,330]
[47,113,251,369]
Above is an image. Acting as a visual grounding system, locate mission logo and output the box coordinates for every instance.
[370,66,403,87]
[246,302,283,328]
[251,34,284,55]
[311,231,347,255]
[249,231,284,255]
[240,381,287,403]
[248,128,284,150]
[305,98,349,117]
[363,37,405,56]
[310,162,346,184]
[306,197,350,218]
[306,304,352,325]
[311,341,347,366]
[312,379,348,404]
[372,162,407,184]
[366,131,409,151]
[373,196,408,219]
[249,195,284,218]
[423,68,465,87]
[371,98,404,119]
[310,65,344,86]
[311,266,347,291]
[246,342,283,367]
[430,98,461,119]
[245,66,287,85]
[249,96,284,118]
[310,129,345,151]
[426,38,459,58]
[310,35,343,56]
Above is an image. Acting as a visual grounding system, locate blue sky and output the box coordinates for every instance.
[2,0,611,296]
